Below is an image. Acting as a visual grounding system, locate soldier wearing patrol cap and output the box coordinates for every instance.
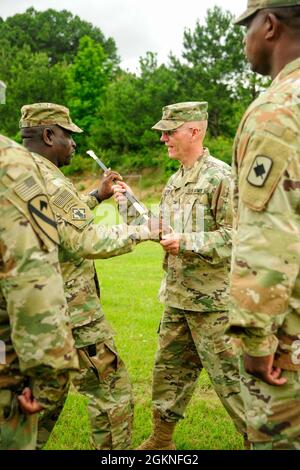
[114,102,247,450]
[228,0,300,449]
[0,101,79,447]
[20,102,158,450]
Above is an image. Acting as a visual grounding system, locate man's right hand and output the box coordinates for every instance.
[97,170,123,202]
[18,387,44,414]
[244,353,287,386]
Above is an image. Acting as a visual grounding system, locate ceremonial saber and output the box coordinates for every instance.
[86,150,150,221]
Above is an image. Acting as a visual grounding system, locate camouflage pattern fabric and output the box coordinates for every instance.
[20,102,83,133]
[38,317,133,450]
[228,58,300,448]
[235,0,300,25]
[152,102,208,132]
[119,148,246,437]
[0,135,78,450]
[152,307,245,435]
[31,153,134,449]
[158,149,232,312]
[239,361,300,449]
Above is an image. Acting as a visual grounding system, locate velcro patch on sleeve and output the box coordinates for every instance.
[28,194,60,245]
[239,133,295,211]
[13,174,43,201]
[71,207,87,220]
[52,188,74,209]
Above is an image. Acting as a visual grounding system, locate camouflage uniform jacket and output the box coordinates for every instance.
[31,153,150,331]
[158,148,232,312]
[229,58,300,369]
[0,136,78,407]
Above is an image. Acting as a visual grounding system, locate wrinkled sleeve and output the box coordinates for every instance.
[0,196,78,408]
[179,176,232,263]
[57,217,151,260]
[81,193,99,210]
[228,129,300,356]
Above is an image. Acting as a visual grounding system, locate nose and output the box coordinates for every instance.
[71,137,76,149]
[160,132,169,142]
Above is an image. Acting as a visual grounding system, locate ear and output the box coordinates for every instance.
[42,127,54,146]
[191,128,200,139]
[265,12,282,40]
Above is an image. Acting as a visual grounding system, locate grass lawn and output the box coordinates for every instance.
[46,201,244,450]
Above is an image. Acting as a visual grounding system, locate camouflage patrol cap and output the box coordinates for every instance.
[19,102,83,133]
[235,0,300,26]
[152,102,208,132]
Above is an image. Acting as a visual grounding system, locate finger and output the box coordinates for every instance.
[270,368,287,385]
[18,394,32,412]
[22,387,32,400]
[261,371,287,386]
[160,239,173,247]
[161,233,173,241]
[271,367,282,380]
[112,186,126,193]
[110,172,123,180]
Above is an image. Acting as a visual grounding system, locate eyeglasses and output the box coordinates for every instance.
[161,127,198,137]
[161,129,178,136]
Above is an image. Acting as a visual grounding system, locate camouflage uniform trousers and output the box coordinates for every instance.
[152,306,246,436]
[239,359,300,450]
[38,317,134,450]
[0,389,38,450]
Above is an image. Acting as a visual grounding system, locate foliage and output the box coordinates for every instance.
[66,36,112,150]
[93,52,179,154]
[0,41,69,137]
[0,6,268,173]
[0,7,119,67]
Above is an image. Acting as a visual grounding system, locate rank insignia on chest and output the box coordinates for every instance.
[71,207,87,220]
[247,155,273,187]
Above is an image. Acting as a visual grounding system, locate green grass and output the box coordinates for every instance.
[45,202,244,450]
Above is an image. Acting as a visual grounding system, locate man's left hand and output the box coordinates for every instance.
[97,170,123,202]
[244,353,287,386]
[160,233,180,255]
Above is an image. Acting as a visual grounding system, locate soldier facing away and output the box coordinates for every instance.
[228,0,300,450]
[0,135,79,450]
[20,102,162,450]
[114,102,247,450]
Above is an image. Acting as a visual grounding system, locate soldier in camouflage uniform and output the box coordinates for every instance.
[19,103,157,450]
[228,0,300,450]
[0,135,79,450]
[114,102,246,450]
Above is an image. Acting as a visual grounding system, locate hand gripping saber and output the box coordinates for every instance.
[86,150,150,221]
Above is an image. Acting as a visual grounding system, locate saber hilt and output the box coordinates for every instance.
[86,150,150,221]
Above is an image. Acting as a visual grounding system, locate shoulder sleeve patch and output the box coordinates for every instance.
[13,174,43,201]
[52,188,74,209]
[247,156,273,187]
[28,195,59,245]
[239,133,295,211]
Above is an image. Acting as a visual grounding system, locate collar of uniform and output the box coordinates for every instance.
[272,57,300,87]
[32,151,65,176]
[176,148,210,186]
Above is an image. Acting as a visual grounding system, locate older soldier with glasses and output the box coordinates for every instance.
[114,102,247,450]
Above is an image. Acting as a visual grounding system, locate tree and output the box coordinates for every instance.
[66,36,112,149]
[94,52,179,167]
[169,6,268,137]
[0,8,119,69]
[0,42,68,137]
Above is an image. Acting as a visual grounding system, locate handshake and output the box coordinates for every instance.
[113,182,180,255]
